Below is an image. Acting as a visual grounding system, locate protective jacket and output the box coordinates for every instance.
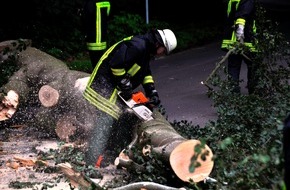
[83,33,158,119]
[221,0,257,52]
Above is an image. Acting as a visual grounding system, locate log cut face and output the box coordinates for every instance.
[170,139,214,182]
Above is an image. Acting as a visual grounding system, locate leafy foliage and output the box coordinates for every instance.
[171,5,290,189]
[0,39,29,87]
[107,12,148,45]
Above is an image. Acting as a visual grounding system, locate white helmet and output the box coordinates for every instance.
[157,29,177,54]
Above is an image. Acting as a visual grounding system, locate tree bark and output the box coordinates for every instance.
[0,43,95,141]
[124,110,214,183]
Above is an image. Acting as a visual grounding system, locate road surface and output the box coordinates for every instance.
[150,42,248,127]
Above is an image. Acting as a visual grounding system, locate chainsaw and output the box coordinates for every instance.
[118,91,154,121]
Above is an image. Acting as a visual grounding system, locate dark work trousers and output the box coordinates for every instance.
[85,105,137,167]
[89,50,106,68]
[82,0,109,69]
[227,53,255,94]
[85,110,116,167]
[283,114,290,189]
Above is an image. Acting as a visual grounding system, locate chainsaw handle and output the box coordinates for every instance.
[140,100,158,111]
[134,100,154,107]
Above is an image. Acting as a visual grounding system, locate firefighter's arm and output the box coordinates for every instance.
[108,44,134,99]
[143,78,160,107]
[234,0,254,42]
[235,18,245,42]
[112,71,132,100]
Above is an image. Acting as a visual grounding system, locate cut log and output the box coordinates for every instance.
[55,114,82,143]
[2,90,19,108]
[38,85,60,107]
[0,90,19,121]
[133,110,214,182]
[169,139,214,182]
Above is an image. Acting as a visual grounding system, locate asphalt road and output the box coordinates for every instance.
[150,42,246,127]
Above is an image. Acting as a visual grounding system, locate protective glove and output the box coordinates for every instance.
[144,83,161,108]
[235,24,245,42]
[149,94,161,107]
[118,75,132,100]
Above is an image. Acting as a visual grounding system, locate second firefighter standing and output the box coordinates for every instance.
[221,0,258,94]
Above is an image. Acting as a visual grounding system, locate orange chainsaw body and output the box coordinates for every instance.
[118,91,153,121]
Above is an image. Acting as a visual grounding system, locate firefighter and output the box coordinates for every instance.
[83,28,177,167]
[82,0,111,69]
[221,0,258,94]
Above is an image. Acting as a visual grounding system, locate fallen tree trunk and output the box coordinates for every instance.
[0,41,96,142]
[117,110,214,183]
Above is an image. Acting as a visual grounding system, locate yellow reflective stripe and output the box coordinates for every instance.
[244,42,257,52]
[111,68,126,76]
[123,36,133,41]
[84,87,121,119]
[143,75,154,84]
[88,42,121,86]
[83,96,120,119]
[222,40,257,52]
[235,18,245,25]
[227,0,240,16]
[96,2,101,45]
[222,39,235,49]
[231,31,236,41]
[235,0,240,10]
[86,87,120,112]
[96,2,110,15]
[88,36,134,86]
[110,88,118,103]
[84,94,120,119]
[227,0,232,16]
[87,42,107,50]
[127,64,140,76]
[86,2,110,50]
[84,36,135,119]
[253,20,256,33]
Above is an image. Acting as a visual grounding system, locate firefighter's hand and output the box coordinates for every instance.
[120,90,132,101]
[145,95,161,111]
[235,24,244,42]
[149,94,161,107]
[119,77,132,100]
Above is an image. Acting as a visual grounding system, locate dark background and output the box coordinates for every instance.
[0,0,289,47]
[111,0,290,22]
